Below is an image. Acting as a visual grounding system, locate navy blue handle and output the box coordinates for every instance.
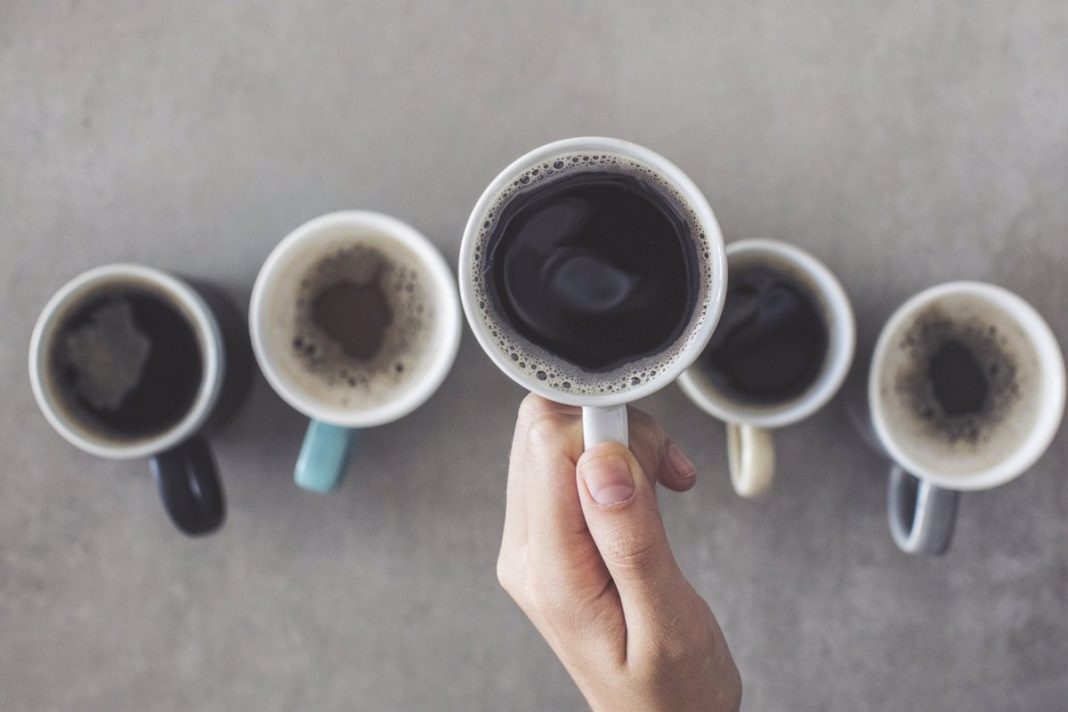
[150,436,225,536]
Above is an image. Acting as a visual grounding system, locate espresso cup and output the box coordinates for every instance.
[870,281,1065,555]
[459,137,727,449]
[28,264,251,536]
[677,239,855,497]
[250,211,461,493]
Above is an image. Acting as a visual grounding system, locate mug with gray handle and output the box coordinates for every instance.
[869,281,1065,555]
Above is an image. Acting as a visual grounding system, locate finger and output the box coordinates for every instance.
[576,442,685,638]
[502,394,579,557]
[522,405,591,580]
[628,408,698,492]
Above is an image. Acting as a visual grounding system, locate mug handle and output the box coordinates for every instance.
[887,464,959,555]
[295,420,358,493]
[150,435,225,536]
[582,405,629,448]
[726,422,775,497]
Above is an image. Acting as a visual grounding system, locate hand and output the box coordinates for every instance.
[497,395,741,712]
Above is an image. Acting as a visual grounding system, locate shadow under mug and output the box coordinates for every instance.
[458,136,728,450]
[249,211,462,493]
[870,282,1066,555]
[677,239,855,497]
[29,264,252,536]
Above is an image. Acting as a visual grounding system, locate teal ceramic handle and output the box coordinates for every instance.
[295,420,357,493]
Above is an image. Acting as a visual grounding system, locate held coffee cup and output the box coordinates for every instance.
[29,264,251,536]
[870,281,1065,555]
[459,137,727,448]
[250,211,461,493]
[678,239,855,497]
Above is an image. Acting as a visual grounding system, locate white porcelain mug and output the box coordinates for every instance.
[458,137,727,449]
[28,264,244,535]
[250,211,462,492]
[677,239,855,497]
[869,281,1065,554]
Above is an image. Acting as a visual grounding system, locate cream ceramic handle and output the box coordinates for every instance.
[726,422,775,497]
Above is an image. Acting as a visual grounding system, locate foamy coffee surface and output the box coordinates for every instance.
[471,152,714,396]
[877,295,1041,476]
[269,238,434,410]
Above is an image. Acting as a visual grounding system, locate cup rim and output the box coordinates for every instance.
[458,136,728,407]
[249,210,461,428]
[868,281,1066,491]
[28,264,224,460]
[677,238,857,429]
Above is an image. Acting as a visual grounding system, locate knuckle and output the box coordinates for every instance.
[518,393,553,422]
[496,556,517,595]
[600,527,659,572]
[522,576,574,621]
[526,411,569,449]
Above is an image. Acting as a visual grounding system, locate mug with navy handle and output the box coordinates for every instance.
[28,264,253,536]
[250,211,461,493]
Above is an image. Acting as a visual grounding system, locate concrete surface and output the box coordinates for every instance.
[2,2,1067,710]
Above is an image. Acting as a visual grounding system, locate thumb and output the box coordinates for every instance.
[576,442,682,611]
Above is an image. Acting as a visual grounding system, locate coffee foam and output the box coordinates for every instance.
[471,152,714,396]
[265,235,435,411]
[876,295,1042,477]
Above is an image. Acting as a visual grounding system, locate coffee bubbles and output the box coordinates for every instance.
[470,152,716,396]
[875,295,1041,476]
[267,238,435,411]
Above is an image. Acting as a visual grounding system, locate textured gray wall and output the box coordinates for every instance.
[2,2,1066,710]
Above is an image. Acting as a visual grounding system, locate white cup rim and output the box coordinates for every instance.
[28,264,224,460]
[868,281,1066,491]
[249,210,461,428]
[458,136,728,407]
[678,238,856,429]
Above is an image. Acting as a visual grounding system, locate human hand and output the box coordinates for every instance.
[497,395,741,712]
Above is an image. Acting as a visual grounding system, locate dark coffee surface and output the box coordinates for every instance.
[927,340,988,416]
[697,265,827,403]
[895,309,1019,444]
[312,279,393,361]
[484,170,698,372]
[52,287,202,438]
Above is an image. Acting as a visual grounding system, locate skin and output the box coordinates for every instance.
[497,394,742,712]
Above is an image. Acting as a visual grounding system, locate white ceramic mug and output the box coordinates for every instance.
[870,281,1065,554]
[29,264,232,535]
[459,137,727,449]
[250,211,462,492]
[677,239,855,497]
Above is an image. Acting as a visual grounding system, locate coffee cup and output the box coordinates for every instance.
[28,264,251,536]
[869,281,1065,554]
[459,137,727,449]
[250,211,461,492]
[677,239,855,497]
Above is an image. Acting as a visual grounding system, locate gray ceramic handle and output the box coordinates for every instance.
[887,465,959,555]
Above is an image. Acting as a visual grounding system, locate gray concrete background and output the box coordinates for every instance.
[2,2,1066,710]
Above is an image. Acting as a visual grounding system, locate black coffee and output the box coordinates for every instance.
[697,266,827,403]
[292,244,427,393]
[312,278,393,361]
[895,309,1018,444]
[483,170,699,372]
[50,286,203,439]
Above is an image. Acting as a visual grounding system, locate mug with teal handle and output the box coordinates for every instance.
[295,421,359,493]
[250,211,462,492]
